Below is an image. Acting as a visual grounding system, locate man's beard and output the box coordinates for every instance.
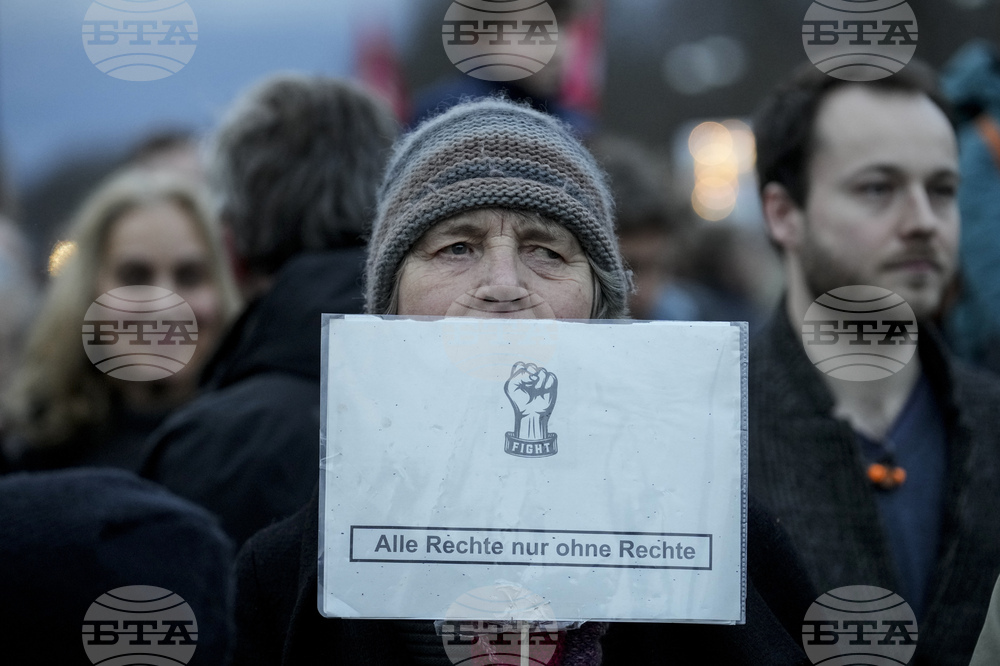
[799,232,862,302]
[798,230,949,320]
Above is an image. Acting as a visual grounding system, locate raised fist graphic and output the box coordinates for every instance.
[503,362,558,458]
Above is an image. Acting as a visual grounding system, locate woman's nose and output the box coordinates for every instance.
[480,244,522,290]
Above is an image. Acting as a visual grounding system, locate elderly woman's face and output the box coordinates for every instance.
[397,209,593,318]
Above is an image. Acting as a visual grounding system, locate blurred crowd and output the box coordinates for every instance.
[1,4,999,662]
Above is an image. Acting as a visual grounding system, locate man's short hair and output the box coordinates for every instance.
[212,74,399,276]
[753,61,954,208]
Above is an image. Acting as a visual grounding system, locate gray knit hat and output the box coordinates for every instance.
[364,97,630,317]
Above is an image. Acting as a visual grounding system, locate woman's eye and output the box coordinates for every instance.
[447,243,469,256]
[116,263,151,286]
[175,262,209,288]
[534,247,562,261]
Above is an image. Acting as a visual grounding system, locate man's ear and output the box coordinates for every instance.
[761,182,805,253]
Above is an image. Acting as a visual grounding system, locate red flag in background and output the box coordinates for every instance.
[354,23,409,123]
[560,0,605,117]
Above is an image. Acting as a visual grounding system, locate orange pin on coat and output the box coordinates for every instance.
[868,462,906,490]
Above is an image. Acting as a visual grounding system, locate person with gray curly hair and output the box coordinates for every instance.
[140,74,399,547]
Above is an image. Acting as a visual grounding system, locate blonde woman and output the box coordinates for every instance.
[1,167,239,470]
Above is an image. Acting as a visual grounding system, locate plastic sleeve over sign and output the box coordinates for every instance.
[318,315,748,627]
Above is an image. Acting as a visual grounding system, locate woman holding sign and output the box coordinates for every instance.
[233,98,815,665]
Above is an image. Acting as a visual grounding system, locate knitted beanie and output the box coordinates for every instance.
[364,97,629,317]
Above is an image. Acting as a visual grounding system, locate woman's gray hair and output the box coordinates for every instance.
[211,73,399,276]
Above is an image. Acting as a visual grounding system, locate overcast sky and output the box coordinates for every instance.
[0,0,420,187]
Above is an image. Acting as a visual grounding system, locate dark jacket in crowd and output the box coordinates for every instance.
[3,398,168,472]
[231,490,813,665]
[0,468,234,666]
[749,309,1000,665]
[141,249,366,547]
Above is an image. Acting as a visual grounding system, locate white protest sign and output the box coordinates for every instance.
[319,316,747,624]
